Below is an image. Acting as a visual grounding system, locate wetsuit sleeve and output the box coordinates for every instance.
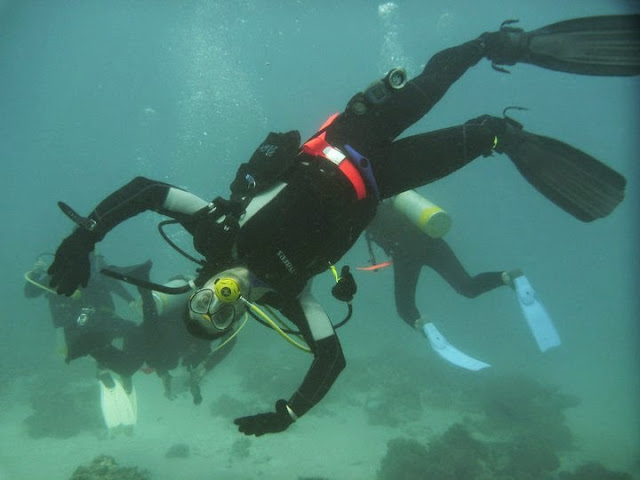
[277,286,346,418]
[83,176,209,240]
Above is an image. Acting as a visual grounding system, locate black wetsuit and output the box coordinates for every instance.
[24,263,143,377]
[49,36,503,422]
[366,201,505,327]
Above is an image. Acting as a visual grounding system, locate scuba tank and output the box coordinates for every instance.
[392,190,452,238]
[150,279,193,316]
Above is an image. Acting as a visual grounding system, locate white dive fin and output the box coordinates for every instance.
[422,322,490,371]
[127,385,138,424]
[99,373,137,429]
[513,275,561,352]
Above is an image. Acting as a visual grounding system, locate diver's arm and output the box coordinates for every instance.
[81,176,208,239]
[285,285,346,418]
[48,177,208,296]
[287,334,345,417]
[233,288,345,436]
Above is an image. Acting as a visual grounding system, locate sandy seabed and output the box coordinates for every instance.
[1,345,638,480]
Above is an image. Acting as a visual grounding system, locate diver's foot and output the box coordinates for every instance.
[190,382,203,405]
[97,370,115,388]
[480,23,528,67]
[120,376,133,395]
[502,269,524,288]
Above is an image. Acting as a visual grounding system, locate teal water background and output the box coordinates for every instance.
[0,1,638,478]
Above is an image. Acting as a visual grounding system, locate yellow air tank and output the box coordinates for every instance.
[392,190,452,238]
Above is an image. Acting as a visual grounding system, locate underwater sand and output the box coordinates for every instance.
[1,339,637,480]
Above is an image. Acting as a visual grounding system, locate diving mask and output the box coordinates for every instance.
[188,270,249,332]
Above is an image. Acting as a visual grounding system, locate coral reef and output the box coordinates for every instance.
[474,373,579,451]
[25,379,102,438]
[420,423,489,479]
[376,373,634,480]
[377,436,431,480]
[558,462,633,480]
[69,455,150,480]
[377,423,563,480]
[494,435,560,479]
[165,443,190,459]
[230,437,251,461]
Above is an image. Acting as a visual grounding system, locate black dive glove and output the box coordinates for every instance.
[234,399,295,437]
[331,266,357,302]
[48,228,97,296]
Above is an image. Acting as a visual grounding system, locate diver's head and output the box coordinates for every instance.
[186,266,252,339]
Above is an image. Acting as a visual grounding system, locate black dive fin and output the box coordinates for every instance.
[504,131,626,222]
[494,15,640,76]
[525,15,640,76]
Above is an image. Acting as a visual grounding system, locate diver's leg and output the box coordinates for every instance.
[91,341,143,380]
[326,39,486,154]
[425,239,504,298]
[376,121,497,198]
[392,255,424,328]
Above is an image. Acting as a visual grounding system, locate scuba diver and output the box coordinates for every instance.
[127,260,238,405]
[44,15,635,436]
[364,192,559,371]
[24,253,141,377]
[25,255,236,430]
[24,253,144,429]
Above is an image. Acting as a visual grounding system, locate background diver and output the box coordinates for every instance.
[24,253,141,385]
[94,259,238,430]
[128,260,238,405]
[25,255,233,430]
[24,253,143,429]
[364,191,558,371]
[45,15,634,436]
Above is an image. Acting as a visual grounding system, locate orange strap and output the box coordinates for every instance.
[356,260,393,271]
[302,114,366,200]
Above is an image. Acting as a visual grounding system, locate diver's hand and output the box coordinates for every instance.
[331,266,357,302]
[48,229,96,296]
[234,399,294,437]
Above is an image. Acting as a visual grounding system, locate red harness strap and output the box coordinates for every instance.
[302,114,367,200]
